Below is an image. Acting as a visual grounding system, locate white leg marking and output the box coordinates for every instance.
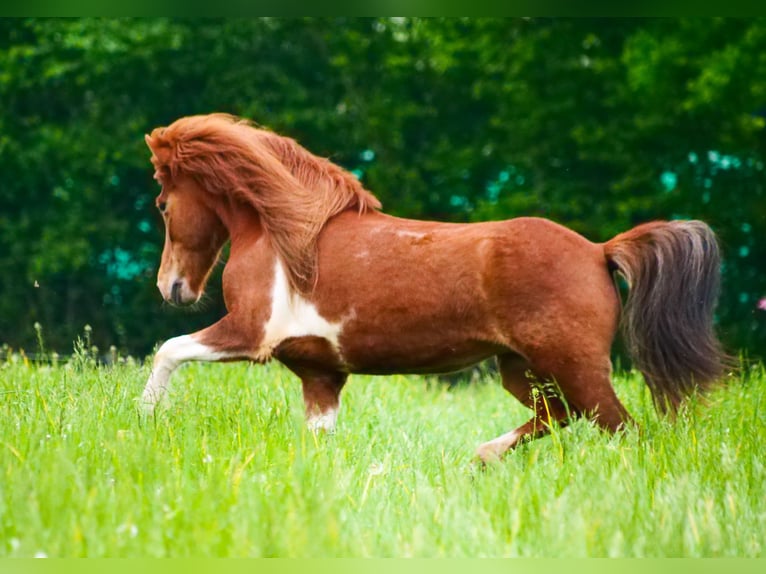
[142,334,228,411]
[475,429,521,463]
[307,406,339,434]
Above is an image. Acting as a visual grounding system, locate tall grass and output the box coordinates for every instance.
[0,352,763,557]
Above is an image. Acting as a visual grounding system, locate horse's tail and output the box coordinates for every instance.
[604,220,728,414]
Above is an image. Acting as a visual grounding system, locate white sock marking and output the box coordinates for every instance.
[142,334,230,410]
[307,406,339,433]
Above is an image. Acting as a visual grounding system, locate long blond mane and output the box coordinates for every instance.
[146,113,381,293]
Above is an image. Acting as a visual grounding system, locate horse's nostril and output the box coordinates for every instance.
[170,280,183,305]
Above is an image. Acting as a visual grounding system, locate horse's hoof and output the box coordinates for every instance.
[474,444,503,466]
[136,397,157,418]
[308,425,336,436]
[306,409,338,435]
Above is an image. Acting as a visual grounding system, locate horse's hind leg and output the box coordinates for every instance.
[475,354,573,463]
[530,345,634,436]
[550,357,633,434]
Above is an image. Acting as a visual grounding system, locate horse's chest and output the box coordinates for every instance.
[257,262,343,361]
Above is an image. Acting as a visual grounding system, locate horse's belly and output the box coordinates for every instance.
[338,331,505,375]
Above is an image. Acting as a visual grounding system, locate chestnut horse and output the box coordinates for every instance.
[142,113,726,462]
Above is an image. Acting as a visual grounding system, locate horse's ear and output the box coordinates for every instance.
[145,129,174,168]
[145,130,174,184]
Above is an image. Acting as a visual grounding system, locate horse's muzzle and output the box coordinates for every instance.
[170,279,184,306]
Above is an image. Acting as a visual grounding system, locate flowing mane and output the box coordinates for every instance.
[146,113,381,292]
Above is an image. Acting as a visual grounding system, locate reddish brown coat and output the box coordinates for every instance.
[142,114,727,462]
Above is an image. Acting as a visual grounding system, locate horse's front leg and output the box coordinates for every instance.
[300,373,347,433]
[142,316,253,412]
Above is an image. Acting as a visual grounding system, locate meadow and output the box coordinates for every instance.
[0,348,763,558]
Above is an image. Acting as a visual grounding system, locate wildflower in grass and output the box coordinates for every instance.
[360,462,387,506]
[757,297,766,311]
[368,461,386,476]
[117,523,138,538]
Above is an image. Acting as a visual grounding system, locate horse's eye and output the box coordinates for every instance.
[158,201,167,213]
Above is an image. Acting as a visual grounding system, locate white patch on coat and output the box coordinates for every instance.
[307,406,339,433]
[142,334,231,410]
[396,230,426,240]
[257,260,343,360]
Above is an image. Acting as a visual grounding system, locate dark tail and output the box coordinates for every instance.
[604,220,728,414]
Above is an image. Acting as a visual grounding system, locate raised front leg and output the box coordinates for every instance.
[301,373,347,433]
[142,317,254,412]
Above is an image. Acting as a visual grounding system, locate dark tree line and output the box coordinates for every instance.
[1,18,764,359]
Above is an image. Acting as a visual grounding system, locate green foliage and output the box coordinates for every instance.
[0,360,764,557]
[0,18,764,356]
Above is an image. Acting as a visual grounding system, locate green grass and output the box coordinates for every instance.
[0,352,764,557]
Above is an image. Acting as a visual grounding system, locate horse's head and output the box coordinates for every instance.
[144,113,382,296]
[145,132,228,306]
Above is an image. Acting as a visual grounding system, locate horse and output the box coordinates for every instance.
[142,113,727,462]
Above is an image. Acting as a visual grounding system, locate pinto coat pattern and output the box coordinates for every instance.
[142,113,727,462]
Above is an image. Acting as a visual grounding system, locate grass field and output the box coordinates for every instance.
[0,349,764,558]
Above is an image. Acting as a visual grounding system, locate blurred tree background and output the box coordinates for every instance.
[0,18,764,359]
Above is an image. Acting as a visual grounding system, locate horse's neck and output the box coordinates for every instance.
[219,203,277,310]
[216,200,264,249]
